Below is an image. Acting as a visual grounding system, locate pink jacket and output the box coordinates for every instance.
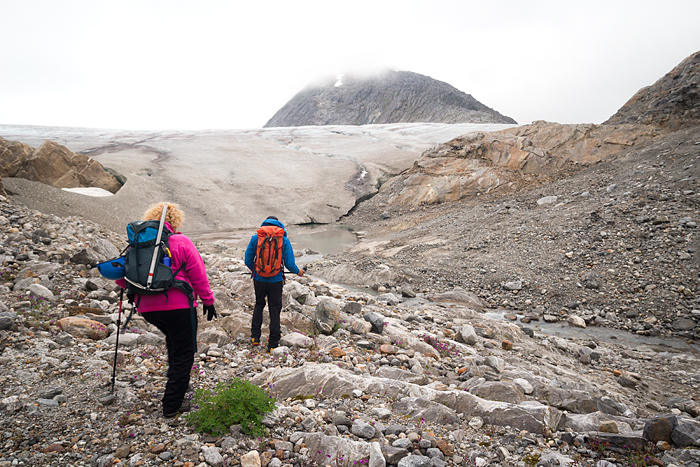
[116,224,215,313]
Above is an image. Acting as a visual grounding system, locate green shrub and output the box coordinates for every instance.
[185,378,276,437]
[523,453,540,467]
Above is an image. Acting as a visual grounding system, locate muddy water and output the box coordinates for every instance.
[485,310,700,355]
[190,224,360,265]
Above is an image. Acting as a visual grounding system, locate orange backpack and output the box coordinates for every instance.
[254,225,285,277]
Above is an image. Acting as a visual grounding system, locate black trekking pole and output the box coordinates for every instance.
[111,288,124,394]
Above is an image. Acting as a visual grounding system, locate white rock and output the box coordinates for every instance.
[514,378,534,395]
[537,196,558,205]
[28,283,55,301]
[241,450,261,467]
[468,416,484,429]
[567,315,586,328]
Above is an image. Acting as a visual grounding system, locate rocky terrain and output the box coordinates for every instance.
[264,71,516,128]
[0,49,698,467]
[312,51,700,344]
[0,194,699,467]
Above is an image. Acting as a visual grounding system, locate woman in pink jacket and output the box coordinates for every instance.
[117,202,216,418]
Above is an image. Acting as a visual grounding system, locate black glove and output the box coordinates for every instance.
[203,304,216,321]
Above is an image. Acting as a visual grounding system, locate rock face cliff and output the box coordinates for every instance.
[264,70,516,127]
[0,137,122,194]
[606,50,700,129]
[372,50,700,208]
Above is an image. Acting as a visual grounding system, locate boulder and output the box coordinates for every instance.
[456,324,478,345]
[671,417,700,448]
[58,317,109,340]
[363,312,385,334]
[298,432,371,467]
[0,137,122,193]
[279,332,314,349]
[314,298,341,334]
[644,415,677,443]
[470,381,525,404]
[392,397,460,425]
[428,288,486,308]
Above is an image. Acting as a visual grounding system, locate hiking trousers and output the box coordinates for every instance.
[141,307,197,415]
[251,280,283,348]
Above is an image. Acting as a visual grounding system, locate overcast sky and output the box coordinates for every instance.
[1,0,699,131]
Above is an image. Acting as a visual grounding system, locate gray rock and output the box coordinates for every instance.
[302,431,371,466]
[38,386,63,400]
[344,301,363,315]
[485,356,505,373]
[201,444,224,467]
[302,415,318,432]
[397,455,432,467]
[513,378,534,395]
[376,293,400,306]
[369,441,386,467]
[392,438,413,449]
[374,367,427,385]
[457,325,477,345]
[537,196,558,206]
[314,298,341,334]
[381,445,410,465]
[352,419,376,439]
[537,452,575,467]
[643,414,677,443]
[392,397,459,425]
[384,424,407,436]
[470,381,525,404]
[672,417,700,447]
[280,332,314,348]
[28,283,55,301]
[0,316,14,330]
[364,312,385,334]
[617,374,637,389]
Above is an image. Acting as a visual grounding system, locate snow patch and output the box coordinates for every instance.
[61,187,114,197]
[334,74,344,87]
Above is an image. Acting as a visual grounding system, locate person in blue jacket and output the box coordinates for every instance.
[244,216,305,352]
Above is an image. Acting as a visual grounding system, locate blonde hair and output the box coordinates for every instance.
[142,202,184,231]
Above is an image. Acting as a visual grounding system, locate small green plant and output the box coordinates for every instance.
[292,395,314,401]
[588,436,610,455]
[523,453,540,467]
[185,378,276,437]
[621,443,656,467]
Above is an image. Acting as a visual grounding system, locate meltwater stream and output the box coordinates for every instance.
[485,310,700,355]
[191,225,698,355]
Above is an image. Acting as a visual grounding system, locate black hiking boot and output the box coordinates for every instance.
[163,400,191,418]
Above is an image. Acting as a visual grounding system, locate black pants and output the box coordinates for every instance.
[251,280,283,348]
[141,307,197,415]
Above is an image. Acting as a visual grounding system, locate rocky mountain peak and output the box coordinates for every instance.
[605,50,700,129]
[264,70,516,127]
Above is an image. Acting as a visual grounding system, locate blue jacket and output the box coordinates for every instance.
[244,218,300,282]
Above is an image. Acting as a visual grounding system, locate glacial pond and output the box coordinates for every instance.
[190,223,360,265]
